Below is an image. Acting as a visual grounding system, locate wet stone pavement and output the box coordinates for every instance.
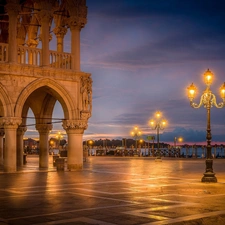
[1,155,225,225]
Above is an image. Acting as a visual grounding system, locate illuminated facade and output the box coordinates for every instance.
[0,0,92,172]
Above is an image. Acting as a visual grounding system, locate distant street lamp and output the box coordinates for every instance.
[87,140,93,148]
[56,131,63,148]
[149,111,167,160]
[174,137,183,148]
[131,126,142,153]
[86,140,93,156]
[187,69,225,182]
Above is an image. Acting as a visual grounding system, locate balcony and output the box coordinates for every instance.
[0,43,72,70]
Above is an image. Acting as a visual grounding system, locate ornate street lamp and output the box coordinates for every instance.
[187,69,225,182]
[149,111,167,160]
[131,126,142,154]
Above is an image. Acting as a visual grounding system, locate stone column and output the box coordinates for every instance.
[0,117,21,172]
[5,2,21,63]
[53,26,67,52]
[0,129,5,166]
[39,9,52,66]
[36,124,52,168]
[26,39,39,65]
[68,3,87,71]
[70,26,80,71]
[63,119,87,171]
[16,126,27,167]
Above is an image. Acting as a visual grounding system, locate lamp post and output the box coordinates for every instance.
[85,140,94,156]
[174,137,183,148]
[56,131,63,149]
[149,111,167,160]
[187,69,225,182]
[139,139,143,156]
[131,126,142,154]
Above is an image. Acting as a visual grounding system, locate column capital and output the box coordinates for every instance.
[68,16,87,30]
[53,26,67,38]
[5,1,21,16]
[36,124,52,134]
[17,126,27,135]
[0,117,22,129]
[62,119,87,132]
[67,2,87,30]
[37,9,52,23]
[26,38,39,48]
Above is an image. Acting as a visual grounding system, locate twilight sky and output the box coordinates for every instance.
[27,0,225,144]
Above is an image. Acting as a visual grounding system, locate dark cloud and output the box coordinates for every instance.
[88,0,225,22]
[160,126,225,143]
[84,0,225,69]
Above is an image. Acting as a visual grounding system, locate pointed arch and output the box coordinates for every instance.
[0,83,14,117]
[15,78,77,120]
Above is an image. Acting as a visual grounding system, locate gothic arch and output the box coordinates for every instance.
[0,83,14,117]
[15,78,77,120]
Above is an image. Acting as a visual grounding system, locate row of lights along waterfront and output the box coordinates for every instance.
[131,111,167,160]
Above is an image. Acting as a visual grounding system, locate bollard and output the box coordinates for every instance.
[53,155,60,167]
[56,158,65,171]
[23,154,27,164]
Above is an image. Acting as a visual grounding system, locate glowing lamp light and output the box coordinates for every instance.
[149,120,154,126]
[187,83,197,100]
[161,120,166,126]
[178,137,183,142]
[204,69,213,86]
[220,82,225,99]
[156,111,161,118]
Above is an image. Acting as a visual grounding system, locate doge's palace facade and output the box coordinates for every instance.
[0,0,92,172]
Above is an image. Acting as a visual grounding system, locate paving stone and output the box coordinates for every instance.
[1,156,225,224]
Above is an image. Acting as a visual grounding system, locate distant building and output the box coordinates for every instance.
[23,138,38,153]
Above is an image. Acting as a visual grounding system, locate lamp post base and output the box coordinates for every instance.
[201,159,217,183]
[201,172,217,183]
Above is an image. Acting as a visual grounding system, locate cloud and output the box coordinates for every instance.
[84,0,225,71]
[160,126,225,143]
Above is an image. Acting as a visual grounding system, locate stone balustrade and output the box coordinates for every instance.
[0,43,8,63]
[0,43,72,70]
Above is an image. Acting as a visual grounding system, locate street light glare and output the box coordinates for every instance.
[220,82,225,99]
[161,120,166,126]
[203,69,213,86]
[149,120,154,126]
[187,83,197,100]
[156,111,161,118]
